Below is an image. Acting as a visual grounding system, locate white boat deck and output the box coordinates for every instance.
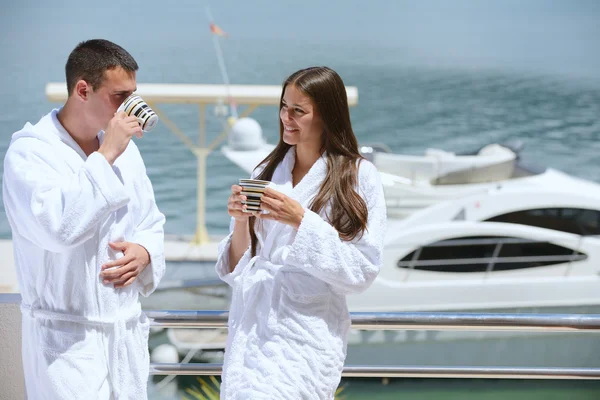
[0,240,16,293]
[0,294,24,398]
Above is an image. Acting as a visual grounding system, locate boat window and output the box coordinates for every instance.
[485,208,600,235]
[396,236,587,273]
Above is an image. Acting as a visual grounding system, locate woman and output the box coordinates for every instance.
[215,66,386,399]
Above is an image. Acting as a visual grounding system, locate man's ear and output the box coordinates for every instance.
[74,80,90,101]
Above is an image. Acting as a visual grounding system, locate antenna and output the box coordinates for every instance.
[205,4,238,120]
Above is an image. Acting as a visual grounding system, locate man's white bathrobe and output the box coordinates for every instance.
[215,148,386,399]
[2,109,165,399]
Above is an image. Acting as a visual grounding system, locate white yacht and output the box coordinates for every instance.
[351,187,600,313]
[362,141,593,219]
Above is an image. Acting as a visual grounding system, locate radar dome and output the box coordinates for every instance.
[228,118,264,151]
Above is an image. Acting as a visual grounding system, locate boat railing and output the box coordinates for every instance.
[147,310,600,379]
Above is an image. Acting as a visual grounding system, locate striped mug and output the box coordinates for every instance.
[117,94,159,132]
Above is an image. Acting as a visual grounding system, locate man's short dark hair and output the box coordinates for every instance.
[65,39,139,95]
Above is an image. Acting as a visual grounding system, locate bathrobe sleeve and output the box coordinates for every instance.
[214,165,265,286]
[129,146,166,296]
[287,160,386,295]
[215,218,252,286]
[2,138,129,253]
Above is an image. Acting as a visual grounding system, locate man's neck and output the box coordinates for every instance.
[57,103,100,156]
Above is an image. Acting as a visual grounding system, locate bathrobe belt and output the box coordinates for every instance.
[20,302,142,399]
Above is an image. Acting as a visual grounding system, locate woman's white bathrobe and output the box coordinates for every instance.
[2,109,166,399]
[215,148,386,399]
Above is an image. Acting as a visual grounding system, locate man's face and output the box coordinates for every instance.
[86,67,137,131]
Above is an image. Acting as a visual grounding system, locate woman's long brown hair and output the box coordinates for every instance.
[249,66,368,256]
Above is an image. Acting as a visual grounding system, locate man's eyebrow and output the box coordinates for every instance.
[114,88,136,94]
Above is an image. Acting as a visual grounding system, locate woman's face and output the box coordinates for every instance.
[280,84,324,149]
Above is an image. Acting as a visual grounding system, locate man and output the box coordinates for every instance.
[2,39,165,399]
